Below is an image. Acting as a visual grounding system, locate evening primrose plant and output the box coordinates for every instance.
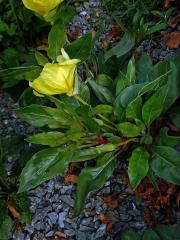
[1,1,180,219]
[15,51,180,216]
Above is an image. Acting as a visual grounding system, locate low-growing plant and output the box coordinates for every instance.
[14,48,180,216]
[1,1,180,238]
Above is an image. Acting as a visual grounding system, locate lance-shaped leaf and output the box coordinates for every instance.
[74,153,116,216]
[87,78,114,104]
[15,104,71,128]
[126,96,142,120]
[156,127,180,147]
[126,58,136,85]
[151,146,180,185]
[0,214,12,240]
[142,229,160,240]
[48,21,67,60]
[66,33,93,62]
[104,33,135,61]
[128,147,149,189]
[155,224,180,240]
[72,144,116,162]
[26,132,66,147]
[121,229,141,240]
[142,75,177,127]
[19,146,74,192]
[117,122,142,137]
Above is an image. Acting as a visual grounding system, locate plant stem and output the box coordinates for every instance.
[74,95,117,130]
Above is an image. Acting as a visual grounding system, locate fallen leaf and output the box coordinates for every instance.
[168,14,180,28]
[103,194,119,209]
[164,31,180,48]
[164,0,175,8]
[98,213,112,234]
[8,202,20,220]
[64,174,78,184]
[98,213,110,224]
[55,231,66,239]
[108,26,120,41]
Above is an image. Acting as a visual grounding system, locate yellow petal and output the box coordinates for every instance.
[22,0,64,16]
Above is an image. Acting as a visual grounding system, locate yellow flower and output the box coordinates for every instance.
[22,0,64,16]
[30,49,80,96]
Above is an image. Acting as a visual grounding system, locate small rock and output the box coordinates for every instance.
[60,195,74,207]
[48,212,58,224]
[64,229,75,237]
[58,212,67,228]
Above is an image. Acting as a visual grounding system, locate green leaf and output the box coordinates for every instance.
[142,79,176,127]
[0,66,41,78]
[26,132,66,147]
[91,105,112,115]
[78,80,90,103]
[104,33,135,61]
[142,229,160,240]
[0,215,12,240]
[156,127,180,147]
[19,146,74,192]
[138,70,170,96]
[170,106,180,128]
[136,53,152,83]
[152,146,180,185]
[121,229,141,240]
[76,105,100,132]
[155,224,180,240]
[148,60,170,82]
[126,58,136,85]
[65,33,93,62]
[128,147,149,189]
[15,104,71,128]
[35,52,49,66]
[54,6,75,26]
[87,78,114,104]
[72,144,116,163]
[47,19,67,60]
[147,23,167,35]
[96,74,112,87]
[18,88,47,107]
[126,96,142,120]
[120,83,145,108]
[74,153,116,216]
[115,71,129,96]
[117,122,142,137]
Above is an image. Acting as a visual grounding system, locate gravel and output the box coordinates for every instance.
[0,1,179,240]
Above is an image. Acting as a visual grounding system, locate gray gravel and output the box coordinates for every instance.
[1,0,179,239]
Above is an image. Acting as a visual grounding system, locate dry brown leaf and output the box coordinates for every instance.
[108,26,120,41]
[164,31,180,48]
[98,213,110,224]
[8,202,21,220]
[103,194,119,209]
[164,0,175,8]
[98,213,112,234]
[55,231,66,239]
[168,14,180,28]
[64,174,78,184]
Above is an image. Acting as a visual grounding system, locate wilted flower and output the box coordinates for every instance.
[30,49,80,96]
[22,0,64,16]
